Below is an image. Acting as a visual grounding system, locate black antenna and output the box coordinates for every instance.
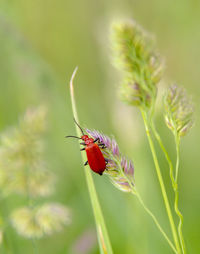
[65,135,81,139]
[73,118,84,135]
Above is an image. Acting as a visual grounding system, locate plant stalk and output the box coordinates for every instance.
[69,67,113,254]
[140,109,181,254]
[174,135,186,254]
[151,122,186,253]
[135,190,178,254]
[151,121,176,189]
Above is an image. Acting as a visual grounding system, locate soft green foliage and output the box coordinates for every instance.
[164,85,194,137]
[112,21,163,108]
[0,1,199,253]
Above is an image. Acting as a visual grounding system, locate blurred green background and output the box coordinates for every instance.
[0,0,199,253]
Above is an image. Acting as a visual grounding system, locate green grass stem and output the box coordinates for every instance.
[151,122,176,189]
[140,109,181,254]
[135,190,178,254]
[68,67,113,254]
[151,121,186,253]
[174,135,186,254]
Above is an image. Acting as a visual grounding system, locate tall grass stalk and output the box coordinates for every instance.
[151,122,186,253]
[135,191,178,254]
[174,135,186,254]
[68,67,113,254]
[140,109,182,254]
[151,122,176,189]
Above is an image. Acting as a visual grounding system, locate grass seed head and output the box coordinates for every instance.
[164,84,194,137]
[86,129,135,192]
[0,106,55,197]
[111,20,164,109]
[11,203,70,239]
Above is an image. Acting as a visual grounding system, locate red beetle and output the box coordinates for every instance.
[66,119,107,175]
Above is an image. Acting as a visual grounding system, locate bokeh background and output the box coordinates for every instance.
[0,0,200,253]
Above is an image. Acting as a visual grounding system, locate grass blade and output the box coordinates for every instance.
[68,67,113,254]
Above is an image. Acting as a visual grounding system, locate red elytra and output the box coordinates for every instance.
[66,120,106,175]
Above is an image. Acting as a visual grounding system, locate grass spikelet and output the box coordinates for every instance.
[86,129,134,192]
[11,203,70,239]
[164,84,194,137]
[112,20,164,108]
[0,106,54,197]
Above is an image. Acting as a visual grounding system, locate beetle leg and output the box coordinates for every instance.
[98,142,105,145]
[84,161,88,166]
[93,138,106,149]
[105,158,109,164]
[98,143,106,149]
[80,148,85,151]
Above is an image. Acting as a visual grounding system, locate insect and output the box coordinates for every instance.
[66,119,107,175]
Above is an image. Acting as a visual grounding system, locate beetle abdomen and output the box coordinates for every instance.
[85,143,106,175]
